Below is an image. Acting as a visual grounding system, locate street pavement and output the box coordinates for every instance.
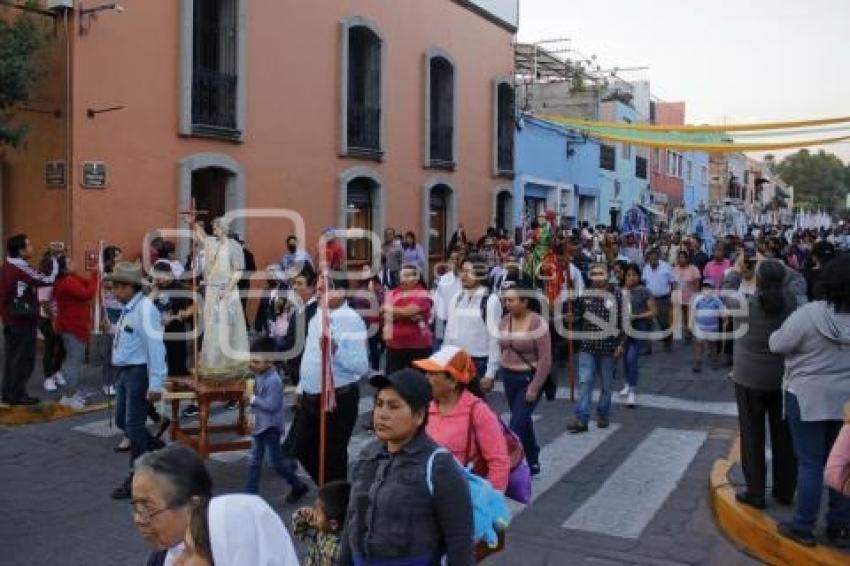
[0,339,757,566]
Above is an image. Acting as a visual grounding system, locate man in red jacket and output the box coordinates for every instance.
[1,234,59,405]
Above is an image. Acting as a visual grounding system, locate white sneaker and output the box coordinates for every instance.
[43,377,58,392]
[58,395,86,411]
[103,384,116,396]
[52,372,67,387]
[618,385,630,397]
[627,391,637,407]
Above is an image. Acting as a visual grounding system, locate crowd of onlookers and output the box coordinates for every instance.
[3,217,850,562]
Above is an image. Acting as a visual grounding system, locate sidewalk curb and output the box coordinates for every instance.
[710,436,848,566]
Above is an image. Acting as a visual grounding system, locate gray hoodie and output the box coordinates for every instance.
[769,301,850,421]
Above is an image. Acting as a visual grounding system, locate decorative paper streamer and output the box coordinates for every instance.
[540,114,850,133]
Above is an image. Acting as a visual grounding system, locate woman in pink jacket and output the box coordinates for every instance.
[415,346,510,491]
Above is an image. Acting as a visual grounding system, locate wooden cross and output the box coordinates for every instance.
[178,199,208,382]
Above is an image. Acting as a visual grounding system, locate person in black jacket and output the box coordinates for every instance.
[340,369,473,565]
[130,445,212,566]
[281,265,318,387]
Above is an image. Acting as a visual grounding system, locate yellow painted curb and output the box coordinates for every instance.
[710,436,849,565]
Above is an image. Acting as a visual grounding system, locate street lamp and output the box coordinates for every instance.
[79,2,124,35]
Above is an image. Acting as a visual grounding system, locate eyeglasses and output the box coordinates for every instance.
[131,502,174,523]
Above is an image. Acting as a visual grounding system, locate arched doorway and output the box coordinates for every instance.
[345,176,379,265]
[429,184,449,262]
[496,190,513,233]
[178,153,246,259]
[191,167,230,232]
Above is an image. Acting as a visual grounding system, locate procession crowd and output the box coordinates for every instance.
[3,216,850,564]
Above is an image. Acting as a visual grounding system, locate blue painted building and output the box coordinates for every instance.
[682,151,710,213]
[511,116,600,234]
[597,99,651,229]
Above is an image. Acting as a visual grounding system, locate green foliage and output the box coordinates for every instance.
[776,149,849,212]
[0,10,47,148]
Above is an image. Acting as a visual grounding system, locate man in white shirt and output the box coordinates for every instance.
[642,248,678,351]
[431,251,463,348]
[443,255,502,390]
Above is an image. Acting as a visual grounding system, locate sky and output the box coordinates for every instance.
[517,0,850,164]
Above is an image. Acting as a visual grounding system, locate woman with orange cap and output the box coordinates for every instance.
[415,346,510,491]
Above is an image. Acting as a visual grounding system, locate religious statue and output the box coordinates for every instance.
[193,218,250,375]
[523,210,561,299]
[621,204,648,237]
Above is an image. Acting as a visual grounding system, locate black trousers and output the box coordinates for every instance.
[385,347,432,375]
[39,317,65,377]
[2,324,37,401]
[163,321,188,377]
[734,384,797,499]
[295,385,360,485]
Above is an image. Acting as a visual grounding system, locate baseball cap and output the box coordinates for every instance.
[412,346,476,384]
[369,369,432,412]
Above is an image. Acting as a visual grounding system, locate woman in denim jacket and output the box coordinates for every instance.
[339,369,473,566]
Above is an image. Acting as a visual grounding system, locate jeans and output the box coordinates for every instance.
[499,368,541,467]
[576,351,616,424]
[785,392,850,532]
[623,338,641,388]
[245,428,304,494]
[60,333,86,392]
[2,324,37,401]
[114,365,155,464]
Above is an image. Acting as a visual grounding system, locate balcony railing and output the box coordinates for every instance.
[192,68,238,135]
[347,104,381,155]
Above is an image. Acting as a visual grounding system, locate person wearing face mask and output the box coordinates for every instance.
[279,235,314,286]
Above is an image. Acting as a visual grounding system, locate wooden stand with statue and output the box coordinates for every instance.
[163,201,252,459]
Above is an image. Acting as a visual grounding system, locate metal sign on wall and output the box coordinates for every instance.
[45,161,66,187]
[81,161,107,189]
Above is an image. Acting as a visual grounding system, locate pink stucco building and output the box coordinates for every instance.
[1,0,517,274]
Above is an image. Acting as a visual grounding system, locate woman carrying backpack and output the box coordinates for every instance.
[340,369,473,566]
[415,346,510,491]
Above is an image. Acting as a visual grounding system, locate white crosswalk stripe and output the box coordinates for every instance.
[509,424,619,515]
[493,382,737,417]
[562,427,708,538]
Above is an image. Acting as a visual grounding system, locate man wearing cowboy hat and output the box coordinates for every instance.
[106,262,168,499]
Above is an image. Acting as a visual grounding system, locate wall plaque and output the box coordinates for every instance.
[81,161,107,189]
[45,161,66,187]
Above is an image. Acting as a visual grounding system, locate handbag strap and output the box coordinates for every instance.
[465,399,480,466]
[504,316,537,373]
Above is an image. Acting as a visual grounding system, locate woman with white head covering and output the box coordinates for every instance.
[176,494,299,566]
